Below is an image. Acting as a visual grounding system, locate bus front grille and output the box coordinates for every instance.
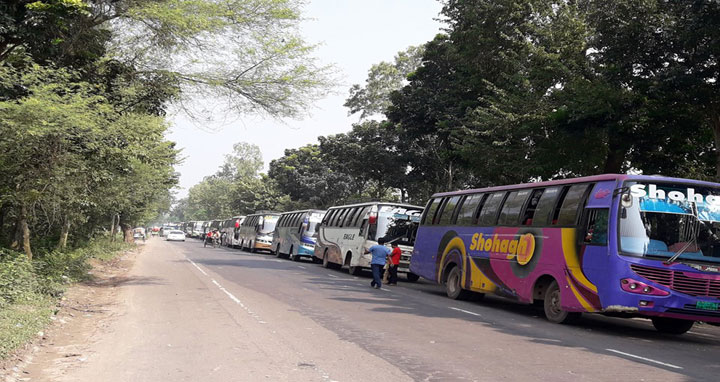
[631,264,720,298]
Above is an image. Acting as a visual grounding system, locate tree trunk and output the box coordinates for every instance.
[603,131,627,174]
[712,113,720,182]
[12,204,33,260]
[57,218,70,250]
[120,222,134,243]
[0,202,7,244]
[110,213,117,242]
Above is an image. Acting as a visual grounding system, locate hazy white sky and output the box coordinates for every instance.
[167,0,444,199]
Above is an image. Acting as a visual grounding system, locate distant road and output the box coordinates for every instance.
[46,238,720,381]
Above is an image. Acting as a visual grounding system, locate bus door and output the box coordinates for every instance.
[573,181,616,311]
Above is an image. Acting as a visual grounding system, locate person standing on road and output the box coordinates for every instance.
[387,242,401,285]
[365,238,390,289]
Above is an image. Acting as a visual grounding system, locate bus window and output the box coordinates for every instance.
[324,210,337,226]
[533,187,561,226]
[343,207,359,227]
[550,187,571,225]
[456,193,484,226]
[583,209,609,245]
[521,189,544,225]
[498,190,530,226]
[556,184,591,226]
[422,198,442,225]
[438,196,462,225]
[432,198,449,225]
[353,206,370,227]
[478,192,506,226]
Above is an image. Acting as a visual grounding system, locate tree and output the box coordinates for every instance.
[344,45,424,120]
[216,142,264,181]
[268,144,353,208]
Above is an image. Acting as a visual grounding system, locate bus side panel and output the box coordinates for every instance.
[413,224,603,311]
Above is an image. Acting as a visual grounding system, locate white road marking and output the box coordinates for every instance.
[188,259,207,275]
[297,265,307,269]
[327,274,339,278]
[688,331,717,339]
[275,260,283,263]
[449,307,482,317]
[605,349,683,369]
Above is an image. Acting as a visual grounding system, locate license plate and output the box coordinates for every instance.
[696,301,720,310]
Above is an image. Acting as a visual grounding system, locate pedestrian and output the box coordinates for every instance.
[387,242,401,285]
[365,238,390,289]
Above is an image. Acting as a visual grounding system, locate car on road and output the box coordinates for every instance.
[165,230,186,242]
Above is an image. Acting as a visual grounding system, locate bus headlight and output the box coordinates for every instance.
[620,278,669,296]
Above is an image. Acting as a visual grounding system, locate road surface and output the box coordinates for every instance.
[23,238,720,381]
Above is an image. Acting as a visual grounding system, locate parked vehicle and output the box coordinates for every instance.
[236,212,281,252]
[228,216,246,247]
[221,216,244,247]
[314,202,423,279]
[165,230,186,241]
[192,221,206,238]
[410,173,720,334]
[133,227,146,242]
[272,209,326,261]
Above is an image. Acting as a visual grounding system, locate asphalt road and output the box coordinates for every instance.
[52,238,720,381]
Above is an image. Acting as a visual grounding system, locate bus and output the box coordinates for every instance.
[272,209,326,261]
[182,221,195,237]
[236,212,281,252]
[410,174,720,334]
[192,221,206,238]
[314,202,423,280]
[221,215,245,247]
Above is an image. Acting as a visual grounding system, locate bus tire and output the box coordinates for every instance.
[291,246,300,261]
[406,272,420,282]
[445,267,472,300]
[651,317,694,334]
[544,280,581,324]
[274,245,283,258]
[322,250,331,268]
[348,266,362,276]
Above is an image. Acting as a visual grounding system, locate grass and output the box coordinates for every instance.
[0,236,133,361]
[0,295,54,360]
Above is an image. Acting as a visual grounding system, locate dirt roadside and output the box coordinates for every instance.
[1,245,140,382]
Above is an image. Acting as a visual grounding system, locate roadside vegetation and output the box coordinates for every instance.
[0,0,331,361]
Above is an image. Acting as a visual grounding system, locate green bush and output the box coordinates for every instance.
[0,250,39,309]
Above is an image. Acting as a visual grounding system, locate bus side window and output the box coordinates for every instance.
[421,198,442,225]
[556,184,592,226]
[324,210,336,226]
[521,189,544,225]
[344,207,359,227]
[433,198,449,225]
[583,209,609,245]
[498,190,530,226]
[438,196,461,225]
[550,187,571,225]
[455,193,483,226]
[478,192,506,226]
[354,206,369,227]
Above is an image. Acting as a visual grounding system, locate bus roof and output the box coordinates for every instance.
[280,209,326,216]
[431,173,720,198]
[327,201,423,210]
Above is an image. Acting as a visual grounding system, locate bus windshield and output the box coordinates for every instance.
[375,205,423,246]
[619,182,720,264]
[305,213,324,237]
[259,215,279,234]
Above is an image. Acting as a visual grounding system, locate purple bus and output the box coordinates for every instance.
[409,174,720,334]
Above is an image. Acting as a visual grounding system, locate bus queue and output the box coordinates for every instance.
[170,173,720,335]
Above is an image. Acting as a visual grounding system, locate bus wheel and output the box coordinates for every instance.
[406,272,420,282]
[651,317,694,334]
[544,280,580,324]
[290,246,299,261]
[348,266,362,276]
[274,245,282,258]
[445,267,472,300]
[322,251,331,268]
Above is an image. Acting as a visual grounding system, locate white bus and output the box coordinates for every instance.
[223,215,245,247]
[192,221,206,238]
[272,209,326,261]
[237,212,281,252]
[314,202,423,280]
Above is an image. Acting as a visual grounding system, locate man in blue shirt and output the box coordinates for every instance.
[365,238,390,289]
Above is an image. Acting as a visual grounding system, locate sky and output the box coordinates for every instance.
[166,0,445,199]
